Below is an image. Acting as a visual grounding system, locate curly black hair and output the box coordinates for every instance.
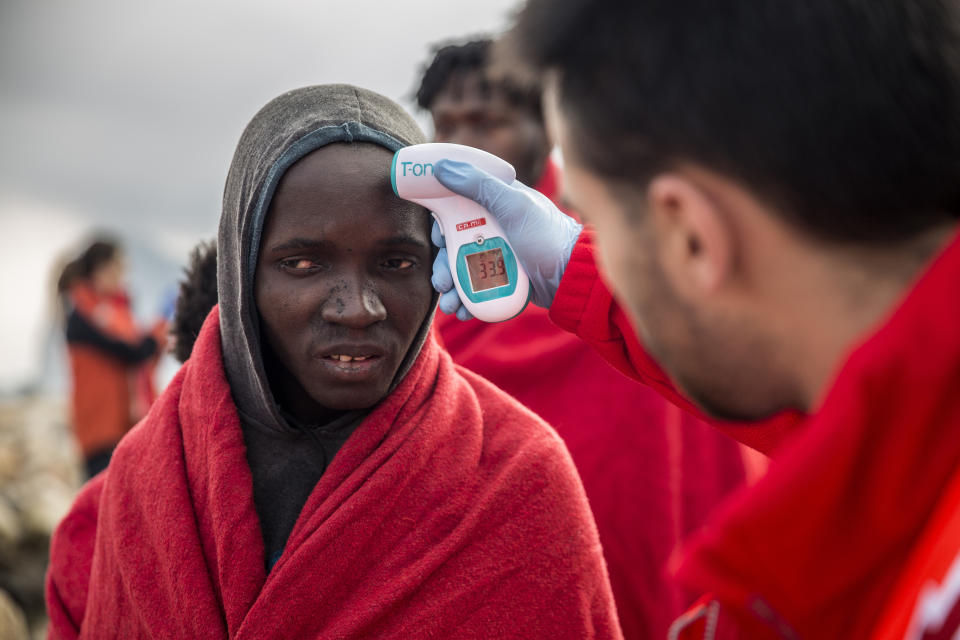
[415,38,542,119]
[502,0,960,243]
[171,240,218,363]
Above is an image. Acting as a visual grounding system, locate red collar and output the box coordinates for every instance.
[676,230,960,637]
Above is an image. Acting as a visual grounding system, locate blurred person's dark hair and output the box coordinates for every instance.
[57,239,119,294]
[499,0,960,243]
[416,38,543,121]
[171,240,217,363]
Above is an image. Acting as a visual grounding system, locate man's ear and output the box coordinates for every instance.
[646,173,733,299]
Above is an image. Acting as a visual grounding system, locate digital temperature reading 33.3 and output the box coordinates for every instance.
[465,248,509,292]
[391,142,530,322]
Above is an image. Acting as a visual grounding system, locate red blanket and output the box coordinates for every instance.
[46,309,621,639]
[435,304,751,639]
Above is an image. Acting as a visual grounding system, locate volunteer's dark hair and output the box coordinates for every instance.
[171,240,218,363]
[503,0,960,243]
[416,38,543,120]
[57,239,119,293]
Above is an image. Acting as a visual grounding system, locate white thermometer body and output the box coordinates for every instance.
[391,143,530,322]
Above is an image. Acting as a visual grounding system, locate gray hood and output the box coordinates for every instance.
[217,84,431,433]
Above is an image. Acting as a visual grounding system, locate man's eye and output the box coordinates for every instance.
[383,258,416,270]
[280,258,319,271]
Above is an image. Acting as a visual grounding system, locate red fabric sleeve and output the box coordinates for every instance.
[549,230,803,455]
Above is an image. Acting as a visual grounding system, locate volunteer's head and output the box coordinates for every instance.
[417,38,550,185]
[504,0,960,420]
[218,85,435,428]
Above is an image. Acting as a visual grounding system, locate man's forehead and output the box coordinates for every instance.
[280,144,391,188]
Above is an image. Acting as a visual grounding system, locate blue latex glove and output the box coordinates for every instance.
[429,159,583,321]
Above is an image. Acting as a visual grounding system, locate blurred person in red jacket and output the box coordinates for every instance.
[416,38,763,639]
[57,239,166,477]
[426,1,960,637]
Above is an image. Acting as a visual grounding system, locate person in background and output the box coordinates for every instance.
[170,240,218,364]
[56,239,166,478]
[417,38,763,638]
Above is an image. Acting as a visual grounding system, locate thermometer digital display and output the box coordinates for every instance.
[465,248,508,292]
[391,143,530,322]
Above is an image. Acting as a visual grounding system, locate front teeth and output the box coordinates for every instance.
[329,355,369,362]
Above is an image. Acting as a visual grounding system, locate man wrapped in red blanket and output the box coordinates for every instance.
[45,84,621,639]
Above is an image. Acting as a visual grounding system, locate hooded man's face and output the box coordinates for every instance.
[254,143,433,423]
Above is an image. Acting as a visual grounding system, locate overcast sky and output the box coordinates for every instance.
[0,0,520,390]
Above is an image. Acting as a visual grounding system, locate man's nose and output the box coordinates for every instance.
[320,276,387,329]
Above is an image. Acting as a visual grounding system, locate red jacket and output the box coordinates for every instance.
[435,160,756,639]
[64,283,165,456]
[550,229,960,639]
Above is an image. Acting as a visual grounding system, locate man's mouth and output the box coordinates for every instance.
[323,354,378,363]
[312,344,389,381]
[314,348,386,382]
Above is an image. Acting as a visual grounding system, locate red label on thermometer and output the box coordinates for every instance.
[456,217,487,232]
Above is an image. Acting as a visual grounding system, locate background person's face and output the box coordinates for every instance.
[254,143,433,422]
[430,70,550,185]
[91,254,126,296]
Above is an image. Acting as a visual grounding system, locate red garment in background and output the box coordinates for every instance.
[65,283,162,456]
[552,229,960,638]
[46,308,621,639]
[434,159,756,639]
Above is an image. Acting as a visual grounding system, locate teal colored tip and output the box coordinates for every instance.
[390,150,400,197]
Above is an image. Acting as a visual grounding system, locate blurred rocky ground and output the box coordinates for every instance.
[0,394,83,640]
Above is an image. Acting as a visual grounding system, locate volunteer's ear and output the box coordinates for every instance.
[647,174,733,300]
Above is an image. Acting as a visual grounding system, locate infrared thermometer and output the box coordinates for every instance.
[391,142,530,322]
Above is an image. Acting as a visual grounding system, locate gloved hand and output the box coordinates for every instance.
[429,159,583,321]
